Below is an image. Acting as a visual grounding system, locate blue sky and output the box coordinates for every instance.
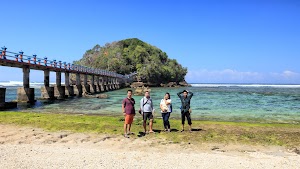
[1,0,300,84]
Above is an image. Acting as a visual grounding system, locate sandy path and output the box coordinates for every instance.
[0,124,299,169]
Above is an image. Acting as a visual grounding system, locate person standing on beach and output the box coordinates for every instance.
[122,90,136,138]
[177,90,193,132]
[160,93,172,132]
[140,91,155,134]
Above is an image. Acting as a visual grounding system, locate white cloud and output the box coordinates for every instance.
[186,69,300,84]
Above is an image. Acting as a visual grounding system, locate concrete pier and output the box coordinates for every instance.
[0,88,5,103]
[73,73,82,96]
[17,87,35,103]
[89,75,96,94]
[108,77,113,90]
[54,72,65,99]
[82,74,90,93]
[17,67,35,102]
[41,86,54,99]
[0,47,132,108]
[99,77,105,92]
[111,78,116,90]
[0,88,17,109]
[95,76,101,93]
[65,72,74,97]
[103,77,108,92]
[41,70,55,100]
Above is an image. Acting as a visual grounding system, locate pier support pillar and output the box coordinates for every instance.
[95,76,100,93]
[99,77,105,92]
[64,72,74,97]
[82,74,90,93]
[54,72,65,99]
[41,70,54,100]
[41,86,54,100]
[17,87,35,103]
[103,77,108,92]
[23,66,30,88]
[17,67,35,102]
[111,78,116,90]
[89,75,96,94]
[73,73,82,96]
[0,88,5,103]
[115,79,120,89]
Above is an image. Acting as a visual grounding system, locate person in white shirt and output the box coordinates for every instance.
[160,92,172,132]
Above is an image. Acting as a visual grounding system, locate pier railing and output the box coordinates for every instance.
[0,46,126,79]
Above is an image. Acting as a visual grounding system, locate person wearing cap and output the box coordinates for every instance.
[177,90,194,132]
[140,91,155,134]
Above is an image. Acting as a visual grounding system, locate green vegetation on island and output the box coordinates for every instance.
[74,38,187,85]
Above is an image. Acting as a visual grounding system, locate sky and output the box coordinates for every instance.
[1,0,300,84]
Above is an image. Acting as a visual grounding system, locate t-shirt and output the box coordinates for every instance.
[122,97,135,115]
[160,99,171,113]
[140,97,154,113]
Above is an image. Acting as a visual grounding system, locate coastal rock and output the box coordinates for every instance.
[159,81,191,88]
[134,86,151,96]
[96,94,109,99]
[82,92,109,99]
[130,82,145,88]
[179,80,191,87]
[167,82,178,87]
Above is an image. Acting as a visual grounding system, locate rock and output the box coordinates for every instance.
[134,88,143,95]
[289,147,300,155]
[96,94,109,99]
[179,80,191,87]
[134,86,151,96]
[160,83,167,87]
[167,82,178,87]
[82,92,109,99]
[130,82,145,88]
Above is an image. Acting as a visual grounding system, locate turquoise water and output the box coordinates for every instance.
[2,85,300,124]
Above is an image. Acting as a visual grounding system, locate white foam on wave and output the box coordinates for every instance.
[0,81,56,88]
[191,84,300,88]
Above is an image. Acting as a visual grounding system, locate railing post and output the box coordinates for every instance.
[1,46,7,59]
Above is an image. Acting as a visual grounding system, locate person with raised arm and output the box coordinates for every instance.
[177,90,193,132]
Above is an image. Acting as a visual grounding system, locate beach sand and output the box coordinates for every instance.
[0,124,299,169]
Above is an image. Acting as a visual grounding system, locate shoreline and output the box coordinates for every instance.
[16,109,300,125]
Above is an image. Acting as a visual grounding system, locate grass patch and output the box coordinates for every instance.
[0,111,299,147]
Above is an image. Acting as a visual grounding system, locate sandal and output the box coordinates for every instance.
[124,134,129,138]
[127,132,134,135]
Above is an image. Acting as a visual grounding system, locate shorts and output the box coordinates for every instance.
[181,111,192,125]
[143,112,153,121]
[125,114,134,124]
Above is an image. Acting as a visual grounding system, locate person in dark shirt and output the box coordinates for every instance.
[122,90,136,138]
[177,90,193,132]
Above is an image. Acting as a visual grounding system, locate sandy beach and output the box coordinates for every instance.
[0,124,299,169]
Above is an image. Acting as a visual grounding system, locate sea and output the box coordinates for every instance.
[1,81,300,124]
